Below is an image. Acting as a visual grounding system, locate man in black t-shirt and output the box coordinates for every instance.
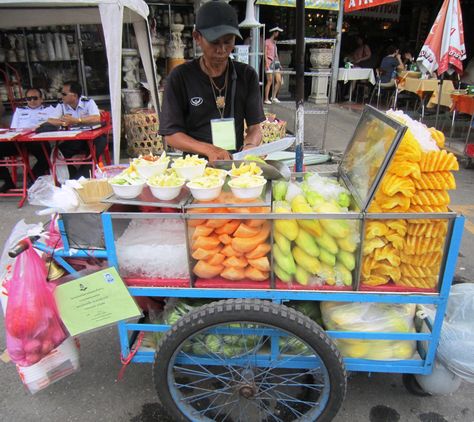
[379,46,404,84]
[159,0,265,162]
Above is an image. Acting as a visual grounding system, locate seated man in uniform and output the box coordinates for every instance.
[49,81,106,179]
[0,88,56,192]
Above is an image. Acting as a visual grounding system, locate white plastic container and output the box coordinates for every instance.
[135,161,168,179]
[109,181,145,199]
[172,163,206,181]
[187,180,224,201]
[229,180,266,200]
[17,337,80,394]
[147,181,184,201]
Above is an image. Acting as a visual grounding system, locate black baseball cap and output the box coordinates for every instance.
[195,1,242,42]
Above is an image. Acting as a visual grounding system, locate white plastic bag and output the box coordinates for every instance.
[428,284,474,382]
[28,175,79,213]
[321,302,416,360]
[51,149,70,185]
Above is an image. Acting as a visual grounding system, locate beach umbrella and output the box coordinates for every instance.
[417,0,465,76]
[416,0,466,127]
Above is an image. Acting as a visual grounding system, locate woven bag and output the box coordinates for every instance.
[124,110,164,157]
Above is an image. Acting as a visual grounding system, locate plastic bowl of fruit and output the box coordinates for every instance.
[187,175,224,201]
[147,169,185,201]
[228,174,267,200]
[109,171,146,199]
[229,162,263,178]
[171,154,207,181]
[133,152,170,179]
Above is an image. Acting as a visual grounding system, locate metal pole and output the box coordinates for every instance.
[435,73,444,129]
[330,0,344,103]
[295,0,305,172]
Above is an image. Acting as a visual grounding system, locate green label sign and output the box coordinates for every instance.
[54,267,141,336]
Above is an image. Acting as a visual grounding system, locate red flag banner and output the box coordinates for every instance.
[344,0,399,12]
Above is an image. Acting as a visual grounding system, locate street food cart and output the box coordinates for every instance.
[23,106,464,420]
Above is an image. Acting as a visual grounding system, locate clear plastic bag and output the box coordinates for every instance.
[27,175,79,212]
[5,239,68,366]
[428,284,474,382]
[321,302,416,360]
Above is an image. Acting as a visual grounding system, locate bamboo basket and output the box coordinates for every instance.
[124,110,164,157]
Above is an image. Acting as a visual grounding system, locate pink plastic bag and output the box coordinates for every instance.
[5,239,67,367]
[45,214,63,249]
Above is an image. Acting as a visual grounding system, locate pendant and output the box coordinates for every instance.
[216,96,225,109]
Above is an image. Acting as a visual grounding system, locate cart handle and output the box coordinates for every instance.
[8,236,39,258]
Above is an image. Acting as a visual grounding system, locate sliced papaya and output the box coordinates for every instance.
[193,260,223,278]
[192,235,221,251]
[233,222,261,238]
[221,266,245,281]
[205,219,231,228]
[218,233,232,245]
[245,243,271,259]
[245,266,269,281]
[221,244,244,257]
[223,255,248,268]
[247,256,270,272]
[192,225,214,239]
[191,246,222,260]
[206,253,226,266]
[188,219,206,227]
[247,219,266,228]
[215,220,240,235]
[232,222,271,253]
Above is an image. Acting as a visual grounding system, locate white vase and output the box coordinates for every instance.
[54,33,63,60]
[309,48,333,69]
[45,33,56,61]
[61,34,70,60]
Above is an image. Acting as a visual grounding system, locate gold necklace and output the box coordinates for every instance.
[201,58,229,117]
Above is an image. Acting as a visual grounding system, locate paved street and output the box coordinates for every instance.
[0,105,473,422]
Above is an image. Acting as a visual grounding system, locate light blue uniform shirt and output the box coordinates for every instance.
[57,96,100,119]
[10,104,61,129]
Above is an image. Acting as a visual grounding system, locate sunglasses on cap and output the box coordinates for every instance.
[25,96,39,101]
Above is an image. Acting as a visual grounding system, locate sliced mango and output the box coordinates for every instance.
[245,243,271,259]
[188,219,206,227]
[247,219,266,228]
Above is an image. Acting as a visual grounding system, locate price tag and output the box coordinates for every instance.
[211,118,236,151]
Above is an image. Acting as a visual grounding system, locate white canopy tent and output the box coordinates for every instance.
[0,0,160,165]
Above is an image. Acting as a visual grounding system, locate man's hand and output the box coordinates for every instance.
[61,114,78,125]
[205,145,232,163]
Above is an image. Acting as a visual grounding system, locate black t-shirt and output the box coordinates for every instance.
[380,56,399,83]
[159,59,265,151]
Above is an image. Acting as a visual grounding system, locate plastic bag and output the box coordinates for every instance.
[45,214,63,249]
[28,175,79,212]
[426,284,474,382]
[321,301,416,360]
[52,149,70,185]
[5,239,68,366]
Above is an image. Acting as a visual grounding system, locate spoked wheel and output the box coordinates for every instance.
[153,299,346,422]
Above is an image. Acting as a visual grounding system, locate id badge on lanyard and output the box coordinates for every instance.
[210,118,236,151]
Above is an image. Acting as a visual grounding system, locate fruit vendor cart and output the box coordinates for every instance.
[27,106,464,421]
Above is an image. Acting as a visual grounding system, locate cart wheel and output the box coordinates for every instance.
[402,374,431,397]
[153,299,346,422]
